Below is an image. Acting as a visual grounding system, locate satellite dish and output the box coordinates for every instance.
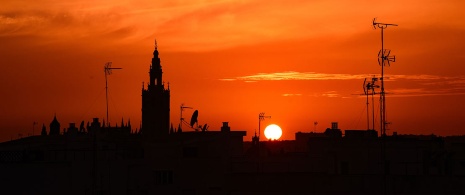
[190,110,198,127]
[202,124,209,132]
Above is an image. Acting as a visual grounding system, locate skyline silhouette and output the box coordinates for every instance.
[1,1,465,142]
[1,43,464,194]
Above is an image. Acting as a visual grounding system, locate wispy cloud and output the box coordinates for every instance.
[220,71,465,82]
[388,87,465,97]
[307,91,341,98]
[3,0,464,51]
[221,71,365,81]
[222,71,465,98]
[282,93,302,97]
[321,91,340,98]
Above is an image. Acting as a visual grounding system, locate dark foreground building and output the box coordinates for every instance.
[1,44,465,195]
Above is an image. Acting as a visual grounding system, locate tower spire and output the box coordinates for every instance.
[142,40,171,138]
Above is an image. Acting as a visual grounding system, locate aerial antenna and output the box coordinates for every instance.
[372,18,397,136]
[370,77,380,130]
[258,112,271,140]
[363,78,370,130]
[360,77,380,130]
[180,103,192,130]
[104,62,122,127]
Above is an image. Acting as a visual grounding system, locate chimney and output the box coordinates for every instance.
[221,122,230,132]
[331,122,338,130]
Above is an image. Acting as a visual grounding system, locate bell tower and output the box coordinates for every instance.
[150,40,163,88]
[141,40,170,138]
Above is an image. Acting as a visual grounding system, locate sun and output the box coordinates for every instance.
[264,124,282,140]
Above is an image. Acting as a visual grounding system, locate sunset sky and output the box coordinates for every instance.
[1,0,465,142]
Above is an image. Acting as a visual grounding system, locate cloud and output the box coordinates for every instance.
[388,87,465,98]
[221,71,465,82]
[224,71,365,81]
[1,0,465,51]
[306,91,341,98]
[282,93,302,97]
[321,91,340,98]
[222,71,465,98]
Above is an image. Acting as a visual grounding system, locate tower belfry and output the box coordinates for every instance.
[150,40,163,88]
[142,40,170,138]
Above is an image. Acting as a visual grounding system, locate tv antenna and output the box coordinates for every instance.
[363,78,370,130]
[258,112,271,140]
[104,62,122,127]
[369,77,379,130]
[362,77,380,130]
[180,103,192,130]
[373,18,397,136]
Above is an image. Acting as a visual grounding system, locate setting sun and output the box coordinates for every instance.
[264,124,282,140]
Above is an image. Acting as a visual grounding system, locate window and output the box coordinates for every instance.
[154,170,173,185]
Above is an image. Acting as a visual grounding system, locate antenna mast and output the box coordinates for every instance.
[373,18,397,136]
[104,62,122,127]
[370,77,380,130]
[258,112,271,140]
[363,78,370,130]
[180,104,193,130]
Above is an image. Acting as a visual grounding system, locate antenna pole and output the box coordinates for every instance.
[180,105,182,130]
[258,112,271,140]
[105,67,109,127]
[380,26,385,136]
[371,77,378,131]
[363,78,370,130]
[104,62,122,127]
[366,88,370,130]
[373,18,397,195]
[180,104,193,131]
[373,18,397,136]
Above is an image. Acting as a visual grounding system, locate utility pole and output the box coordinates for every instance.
[104,62,122,127]
[373,18,397,137]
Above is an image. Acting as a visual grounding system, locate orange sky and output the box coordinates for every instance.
[1,0,465,142]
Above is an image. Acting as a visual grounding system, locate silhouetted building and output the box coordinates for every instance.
[324,121,342,138]
[141,41,170,138]
[49,115,60,135]
[41,124,47,136]
[66,123,78,136]
[2,42,465,195]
